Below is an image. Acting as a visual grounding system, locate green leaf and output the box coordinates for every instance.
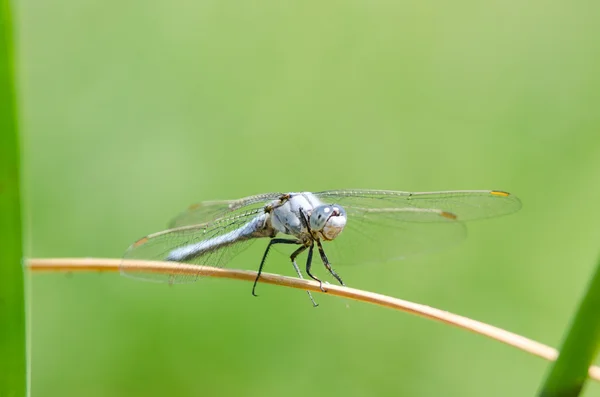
[0,0,27,395]
[538,255,600,396]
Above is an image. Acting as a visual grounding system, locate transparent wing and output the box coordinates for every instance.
[309,189,521,267]
[310,207,465,268]
[121,208,267,283]
[314,189,521,221]
[169,192,283,228]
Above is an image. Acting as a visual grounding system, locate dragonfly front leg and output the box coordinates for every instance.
[290,245,318,307]
[316,239,345,286]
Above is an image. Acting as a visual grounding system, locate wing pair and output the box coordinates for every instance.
[121,190,521,283]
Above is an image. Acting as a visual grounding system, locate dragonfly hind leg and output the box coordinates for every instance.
[253,238,300,297]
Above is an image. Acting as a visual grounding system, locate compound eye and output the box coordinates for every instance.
[310,205,333,231]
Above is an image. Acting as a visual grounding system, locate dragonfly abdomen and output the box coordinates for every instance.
[165,213,273,262]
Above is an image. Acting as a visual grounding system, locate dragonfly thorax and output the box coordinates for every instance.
[268,193,347,242]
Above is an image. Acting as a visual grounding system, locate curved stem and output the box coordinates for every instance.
[27,257,600,382]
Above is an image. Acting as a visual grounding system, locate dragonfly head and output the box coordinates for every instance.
[310,204,347,241]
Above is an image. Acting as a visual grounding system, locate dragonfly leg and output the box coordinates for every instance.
[290,245,318,307]
[316,239,345,286]
[305,243,326,292]
[253,238,300,297]
[298,207,327,292]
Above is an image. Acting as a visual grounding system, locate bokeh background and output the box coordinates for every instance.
[18,1,600,396]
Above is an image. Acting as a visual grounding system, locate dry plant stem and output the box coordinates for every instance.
[28,257,600,382]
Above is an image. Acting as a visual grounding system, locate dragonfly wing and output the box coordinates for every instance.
[311,189,520,268]
[321,206,466,267]
[314,189,521,222]
[122,209,268,283]
[168,192,283,228]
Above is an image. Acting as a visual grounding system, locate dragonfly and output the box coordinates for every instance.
[121,189,521,306]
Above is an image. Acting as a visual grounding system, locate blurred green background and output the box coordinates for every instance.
[18,0,600,396]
